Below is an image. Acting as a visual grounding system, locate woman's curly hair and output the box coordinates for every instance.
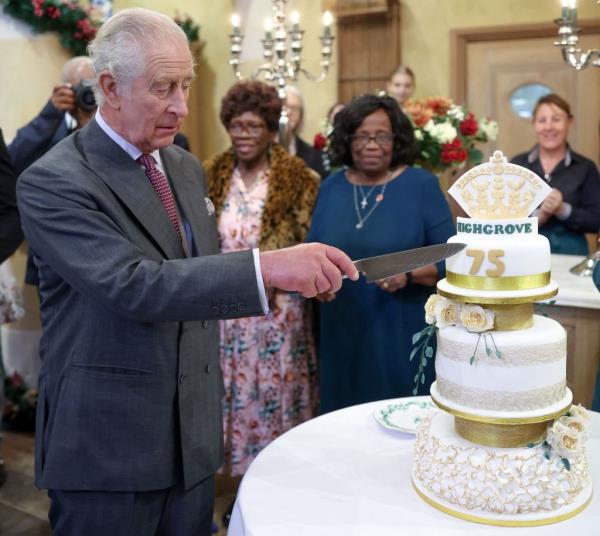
[220,80,282,132]
[328,94,417,169]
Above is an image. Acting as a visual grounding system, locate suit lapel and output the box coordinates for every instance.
[78,120,184,259]
[161,146,214,257]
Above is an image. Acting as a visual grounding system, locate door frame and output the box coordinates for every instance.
[451,20,600,103]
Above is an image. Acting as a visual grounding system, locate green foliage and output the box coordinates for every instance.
[174,11,200,43]
[410,324,437,395]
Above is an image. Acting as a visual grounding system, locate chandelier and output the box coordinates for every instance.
[554,0,600,69]
[229,0,335,141]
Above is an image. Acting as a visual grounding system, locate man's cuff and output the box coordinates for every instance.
[252,248,269,314]
[555,202,572,221]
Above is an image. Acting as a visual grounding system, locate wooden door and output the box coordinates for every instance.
[463,29,600,167]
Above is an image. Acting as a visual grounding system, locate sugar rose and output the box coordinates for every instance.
[569,404,590,423]
[547,421,584,459]
[424,294,441,324]
[434,297,460,328]
[459,305,494,333]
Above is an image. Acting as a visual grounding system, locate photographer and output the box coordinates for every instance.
[8,56,96,176]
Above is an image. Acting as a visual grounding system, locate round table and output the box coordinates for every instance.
[228,399,600,536]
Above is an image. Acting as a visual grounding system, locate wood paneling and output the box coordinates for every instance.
[335,0,400,104]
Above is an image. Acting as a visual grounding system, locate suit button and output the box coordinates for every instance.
[202,320,209,328]
[205,364,212,374]
[178,374,186,384]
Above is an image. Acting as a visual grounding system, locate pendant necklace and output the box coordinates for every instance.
[353,171,391,229]
[358,184,377,209]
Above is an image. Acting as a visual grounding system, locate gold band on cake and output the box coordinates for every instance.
[446,271,550,291]
[487,303,533,330]
[455,417,547,447]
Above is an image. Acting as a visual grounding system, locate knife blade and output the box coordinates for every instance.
[350,242,466,283]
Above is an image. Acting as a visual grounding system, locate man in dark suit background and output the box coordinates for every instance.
[285,85,329,179]
[0,127,23,489]
[16,8,357,535]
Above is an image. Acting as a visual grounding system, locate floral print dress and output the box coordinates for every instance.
[218,167,318,476]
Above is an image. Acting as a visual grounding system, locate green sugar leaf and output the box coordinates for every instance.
[469,355,475,365]
[413,386,418,396]
[412,332,422,345]
[561,458,571,471]
[421,374,425,384]
[421,357,428,367]
[410,347,418,361]
[425,346,434,358]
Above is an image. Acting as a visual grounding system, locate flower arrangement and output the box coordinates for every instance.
[404,97,499,173]
[2,371,38,432]
[0,1,200,56]
[529,405,589,471]
[1,0,99,56]
[173,11,200,44]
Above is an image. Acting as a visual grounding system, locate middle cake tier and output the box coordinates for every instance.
[433,314,570,419]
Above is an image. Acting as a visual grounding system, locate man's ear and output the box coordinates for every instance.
[98,71,120,109]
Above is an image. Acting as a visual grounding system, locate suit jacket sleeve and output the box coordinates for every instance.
[0,128,23,263]
[17,156,263,323]
[8,100,66,175]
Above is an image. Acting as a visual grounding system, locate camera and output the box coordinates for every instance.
[72,82,97,113]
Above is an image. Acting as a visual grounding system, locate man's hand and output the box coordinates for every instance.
[260,243,359,298]
[50,84,76,113]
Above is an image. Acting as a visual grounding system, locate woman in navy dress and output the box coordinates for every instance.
[307,95,454,413]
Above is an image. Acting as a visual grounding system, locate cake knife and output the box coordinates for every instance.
[346,242,467,282]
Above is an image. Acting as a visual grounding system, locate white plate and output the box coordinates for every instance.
[373,396,437,434]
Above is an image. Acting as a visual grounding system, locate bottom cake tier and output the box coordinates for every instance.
[412,411,592,526]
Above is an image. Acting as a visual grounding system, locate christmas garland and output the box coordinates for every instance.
[0,0,200,56]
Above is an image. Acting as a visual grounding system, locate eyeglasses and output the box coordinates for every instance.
[350,133,395,149]
[228,122,266,137]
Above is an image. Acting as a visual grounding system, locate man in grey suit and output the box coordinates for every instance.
[16,8,357,535]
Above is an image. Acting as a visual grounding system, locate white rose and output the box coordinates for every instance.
[429,122,457,144]
[568,404,590,423]
[547,421,584,459]
[478,118,499,142]
[447,105,465,121]
[424,294,441,324]
[414,129,423,141]
[558,415,588,438]
[434,297,461,328]
[459,305,495,333]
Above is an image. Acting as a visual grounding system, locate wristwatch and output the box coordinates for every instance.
[405,271,413,285]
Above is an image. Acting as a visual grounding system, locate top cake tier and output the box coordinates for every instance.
[437,216,558,304]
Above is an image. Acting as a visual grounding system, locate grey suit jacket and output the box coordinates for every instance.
[17,119,263,491]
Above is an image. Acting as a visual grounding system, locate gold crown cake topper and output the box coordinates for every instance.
[448,151,552,219]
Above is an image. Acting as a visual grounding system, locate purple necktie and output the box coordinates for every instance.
[138,154,181,240]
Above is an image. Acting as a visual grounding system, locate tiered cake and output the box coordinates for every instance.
[412,151,592,526]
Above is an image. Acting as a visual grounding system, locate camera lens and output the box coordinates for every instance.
[73,82,97,113]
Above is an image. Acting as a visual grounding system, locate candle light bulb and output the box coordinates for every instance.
[323,11,333,36]
[231,13,241,28]
[263,17,273,39]
[291,10,300,28]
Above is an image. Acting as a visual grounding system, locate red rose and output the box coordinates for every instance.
[313,133,327,150]
[459,113,478,136]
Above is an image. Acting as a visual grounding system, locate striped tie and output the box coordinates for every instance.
[138,154,181,240]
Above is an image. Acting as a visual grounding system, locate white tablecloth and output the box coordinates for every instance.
[228,399,600,536]
[551,254,600,309]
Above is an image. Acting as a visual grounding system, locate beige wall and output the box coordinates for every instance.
[401,0,599,100]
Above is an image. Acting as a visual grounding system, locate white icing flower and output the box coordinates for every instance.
[459,304,495,332]
[478,117,499,141]
[568,404,589,423]
[424,120,457,144]
[559,415,588,438]
[547,421,584,459]
[434,297,461,327]
[424,294,441,324]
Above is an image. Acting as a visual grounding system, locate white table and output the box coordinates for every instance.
[550,254,600,309]
[228,399,600,536]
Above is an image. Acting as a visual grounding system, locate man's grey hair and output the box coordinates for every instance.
[61,56,94,85]
[88,8,190,105]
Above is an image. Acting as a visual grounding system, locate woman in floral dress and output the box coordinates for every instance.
[204,81,320,480]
